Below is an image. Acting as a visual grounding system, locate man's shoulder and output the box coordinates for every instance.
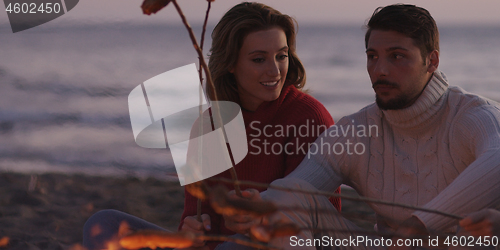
[337,102,381,125]
[444,87,500,132]
[447,86,500,113]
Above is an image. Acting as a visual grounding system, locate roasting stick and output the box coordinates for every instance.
[195,0,212,223]
[170,0,242,225]
[209,177,463,220]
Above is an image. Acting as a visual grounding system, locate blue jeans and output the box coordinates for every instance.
[82,209,172,250]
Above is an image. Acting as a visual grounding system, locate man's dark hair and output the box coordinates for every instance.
[365,4,439,62]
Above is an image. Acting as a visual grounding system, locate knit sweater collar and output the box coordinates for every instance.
[381,71,449,129]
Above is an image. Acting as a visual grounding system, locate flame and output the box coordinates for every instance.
[119,230,195,249]
[94,221,196,250]
[105,241,121,250]
[95,221,132,250]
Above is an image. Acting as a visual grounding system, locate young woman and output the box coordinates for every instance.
[82,3,340,250]
[180,2,341,249]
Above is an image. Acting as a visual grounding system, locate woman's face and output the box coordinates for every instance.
[230,27,289,111]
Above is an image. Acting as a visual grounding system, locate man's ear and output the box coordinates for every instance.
[427,50,439,73]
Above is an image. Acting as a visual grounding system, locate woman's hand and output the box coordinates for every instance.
[223,189,264,235]
[459,209,500,237]
[178,214,211,248]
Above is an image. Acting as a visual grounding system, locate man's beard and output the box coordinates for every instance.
[376,94,411,110]
[373,80,412,110]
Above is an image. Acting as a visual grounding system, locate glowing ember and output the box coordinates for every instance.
[0,237,9,248]
[251,223,301,243]
[210,185,277,216]
[119,230,195,249]
[118,221,132,237]
[185,181,209,200]
[251,226,271,242]
[106,241,121,250]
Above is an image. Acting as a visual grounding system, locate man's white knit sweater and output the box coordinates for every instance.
[286,71,500,233]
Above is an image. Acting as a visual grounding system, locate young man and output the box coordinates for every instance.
[222,4,500,249]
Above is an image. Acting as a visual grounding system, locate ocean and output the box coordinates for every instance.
[1,23,499,179]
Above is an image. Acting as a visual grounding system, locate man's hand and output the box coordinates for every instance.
[388,216,428,250]
[178,214,211,248]
[223,189,264,235]
[459,209,500,237]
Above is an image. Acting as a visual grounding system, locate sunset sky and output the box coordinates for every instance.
[2,0,500,28]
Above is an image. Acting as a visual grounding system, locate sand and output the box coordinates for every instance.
[0,173,184,249]
[0,172,375,250]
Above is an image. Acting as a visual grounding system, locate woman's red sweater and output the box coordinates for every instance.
[179,85,341,249]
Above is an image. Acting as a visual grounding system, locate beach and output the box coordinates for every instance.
[0,172,184,249]
[0,172,375,250]
[1,2,500,249]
